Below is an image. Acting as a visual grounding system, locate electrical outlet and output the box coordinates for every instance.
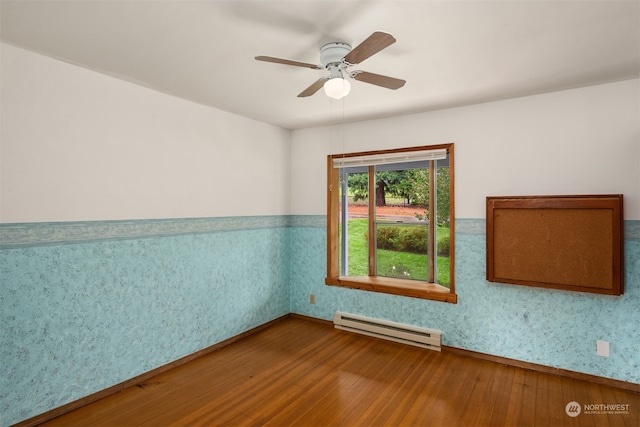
[310,294,315,304]
[596,340,609,357]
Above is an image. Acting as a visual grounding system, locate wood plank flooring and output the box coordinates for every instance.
[40,316,639,427]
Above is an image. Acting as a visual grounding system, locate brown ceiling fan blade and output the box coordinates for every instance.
[343,32,396,65]
[352,71,406,90]
[255,56,322,70]
[298,77,330,97]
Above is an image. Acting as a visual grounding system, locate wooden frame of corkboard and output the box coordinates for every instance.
[486,195,624,295]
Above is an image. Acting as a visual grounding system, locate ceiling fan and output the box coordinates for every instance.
[255,31,406,99]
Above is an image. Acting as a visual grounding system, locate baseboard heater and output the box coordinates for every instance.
[333,311,442,352]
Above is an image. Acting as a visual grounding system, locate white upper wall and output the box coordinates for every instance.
[291,79,640,219]
[2,43,638,223]
[0,43,291,223]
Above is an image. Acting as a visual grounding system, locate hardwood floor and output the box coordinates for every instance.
[40,316,639,427]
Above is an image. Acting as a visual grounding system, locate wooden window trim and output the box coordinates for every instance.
[325,276,457,303]
[326,144,457,303]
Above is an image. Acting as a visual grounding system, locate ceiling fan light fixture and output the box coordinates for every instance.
[324,77,351,99]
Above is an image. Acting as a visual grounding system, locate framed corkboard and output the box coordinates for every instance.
[486,195,623,295]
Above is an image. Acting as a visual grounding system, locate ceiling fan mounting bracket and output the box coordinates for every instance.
[320,42,352,68]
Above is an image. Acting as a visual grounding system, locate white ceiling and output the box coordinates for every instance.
[1,0,639,130]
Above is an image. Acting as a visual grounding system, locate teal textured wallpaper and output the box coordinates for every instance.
[1,216,639,426]
[1,218,290,426]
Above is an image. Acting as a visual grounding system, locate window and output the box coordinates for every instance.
[326,144,456,303]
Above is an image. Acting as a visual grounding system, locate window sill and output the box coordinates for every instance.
[325,276,458,303]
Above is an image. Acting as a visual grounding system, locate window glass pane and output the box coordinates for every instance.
[341,169,369,276]
[434,159,451,287]
[374,166,429,281]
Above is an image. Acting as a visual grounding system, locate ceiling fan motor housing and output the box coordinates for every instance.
[320,42,352,68]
